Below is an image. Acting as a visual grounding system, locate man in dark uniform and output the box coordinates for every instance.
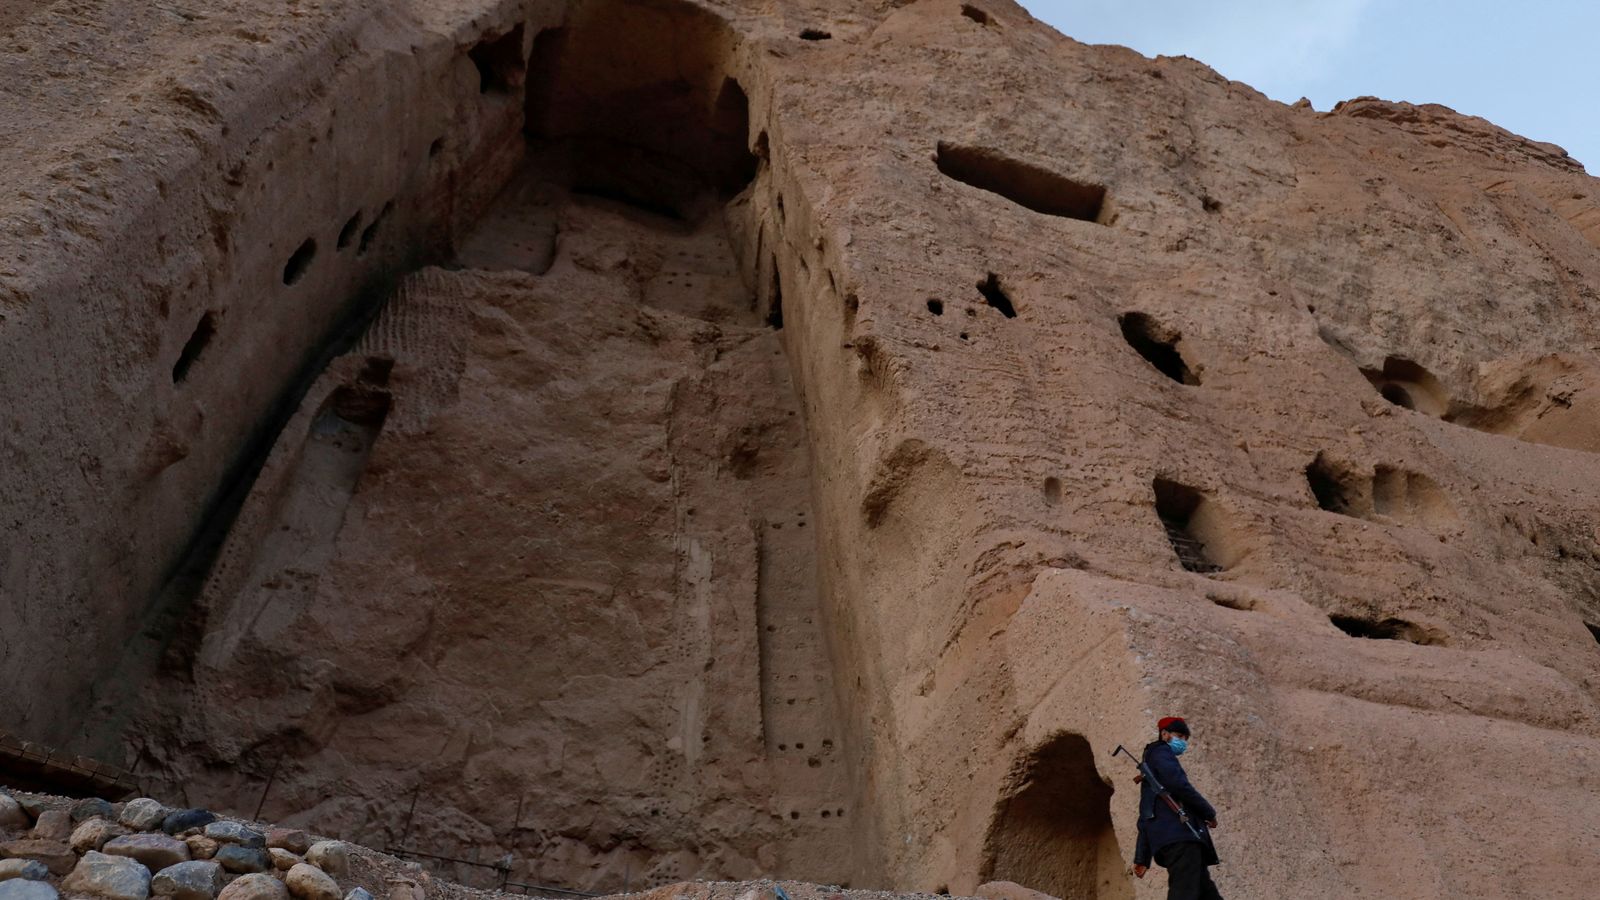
[1132,716,1223,899]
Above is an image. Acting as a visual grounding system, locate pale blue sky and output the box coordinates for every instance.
[1018,0,1598,171]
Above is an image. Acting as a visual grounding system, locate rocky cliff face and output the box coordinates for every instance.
[3,1,1599,899]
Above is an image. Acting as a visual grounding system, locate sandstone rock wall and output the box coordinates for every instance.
[0,0,539,745]
[4,1,1600,899]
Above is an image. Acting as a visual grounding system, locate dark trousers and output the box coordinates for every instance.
[1154,841,1223,900]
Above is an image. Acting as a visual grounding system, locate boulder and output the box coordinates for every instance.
[119,800,169,833]
[262,831,309,857]
[72,818,127,853]
[184,837,219,861]
[283,865,338,900]
[0,881,57,900]
[301,843,347,878]
[72,799,115,823]
[103,834,192,871]
[383,882,422,900]
[975,883,1060,900]
[0,860,49,882]
[216,874,288,900]
[151,860,225,900]
[0,840,78,876]
[0,796,26,831]
[62,851,152,900]
[212,847,270,875]
[160,812,215,837]
[201,824,263,850]
[11,800,45,821]
[28,812,69,843]
[266,850,299,873]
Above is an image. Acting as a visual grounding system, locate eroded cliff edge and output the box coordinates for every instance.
[2,1,1599,898]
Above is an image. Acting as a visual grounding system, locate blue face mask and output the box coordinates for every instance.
[1167,737,1189,756]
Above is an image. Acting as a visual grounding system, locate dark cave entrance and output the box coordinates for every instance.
[935,141,1106,222]
[524,0,757,222]
[1360,356,1448,417]
[1306,452,1367,518]
[981,733,1133,900]
[977,272,1018,318]
[470,24,527,96]
[1329,613,1445,646]
[1119,312,1197,385]
[1152,478,1226,574]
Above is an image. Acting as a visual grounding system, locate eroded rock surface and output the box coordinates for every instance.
[0,882,57,900]
[150,860,225,900]
[2,1,1599,899]
[61,852,152,900]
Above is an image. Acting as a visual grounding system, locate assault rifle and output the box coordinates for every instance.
[1112,743,1207,843]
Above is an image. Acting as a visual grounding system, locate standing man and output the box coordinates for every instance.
[1132,716,1222,899]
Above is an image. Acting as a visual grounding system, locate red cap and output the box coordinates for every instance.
[1157,716,1190,735]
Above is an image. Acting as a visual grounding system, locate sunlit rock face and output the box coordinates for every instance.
[3,1,1599,898]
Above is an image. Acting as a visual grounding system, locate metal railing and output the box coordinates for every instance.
[1161,523,1221,574]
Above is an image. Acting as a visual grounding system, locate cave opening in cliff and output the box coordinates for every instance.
[1043,476,1061,505]
[982,733,1132,900]
[336,211,363,251]
[1372,466,1455,528]
[1307,456,1453,530]
[1306,453,1367,518]
[1381,383,1414,408]
[282,238,317,286]
[1330,613,1443,646]
[525,1,758,222]
[978,272,1017,318]
[1152,478,1225,574]
[172,311,218,383]
[936,142,1105,222]
[1361,356,1449,417]
[470,25,527,96]
[1118,312,1197,385]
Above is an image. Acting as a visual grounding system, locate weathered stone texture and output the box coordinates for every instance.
[118,801,169,834]
[0,882,57,900]
[151,860,226,900]
[61,851,152,900]
[284,864,340,900]
[2,1,1598,899]
[215,874,288,900]
[102,835,191,872]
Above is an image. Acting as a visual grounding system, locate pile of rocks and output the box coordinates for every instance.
[0,790,1000,900]
[0,791,380,900]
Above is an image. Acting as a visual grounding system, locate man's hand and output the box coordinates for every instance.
[1205,819,1218,830]
[1133,774,1144,784]
[1132,865,1147,879]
